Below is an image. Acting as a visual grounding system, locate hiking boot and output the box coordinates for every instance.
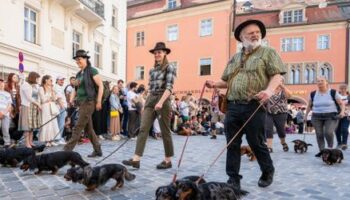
[87,151,102,157]
[122,159,140,169]
[258,170,274,188]
[156,161,172,169]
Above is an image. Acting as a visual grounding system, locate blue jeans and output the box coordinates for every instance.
[56,108,67,141]
[336,117,349,145]
[225,101,274,182]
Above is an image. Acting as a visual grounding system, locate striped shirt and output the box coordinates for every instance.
[221,46,286,101]
[149,63,176,94]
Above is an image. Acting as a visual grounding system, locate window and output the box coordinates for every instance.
[318,35,330,50]
[288,64,302,84]
[168,0,176,9]
[94,43,102,68]
[112,7,118,29]
[136,66,145,80]
[283,11,292,24]
[283,9,304,24]
[200,58,211,76]
[72,31,82,58]
[200,19,213,37]
[112,51,117,74]
[320,63,332,82]
[282,38,304,52]
[167,25,178,41]
[304,64,316,84]
[24,7,38,43]
[136,31,145,46]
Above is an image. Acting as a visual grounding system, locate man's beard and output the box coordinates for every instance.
[242,38,262,51]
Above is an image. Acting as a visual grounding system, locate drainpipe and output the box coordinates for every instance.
[346,21,350,86]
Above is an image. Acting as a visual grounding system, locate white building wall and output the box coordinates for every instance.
[0,0,127,84]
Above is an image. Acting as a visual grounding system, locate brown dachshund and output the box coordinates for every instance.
[240,145,256,161]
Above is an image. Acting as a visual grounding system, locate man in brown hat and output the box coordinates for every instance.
[64,49,103,157]
[123,42,177,169]
[206,19,286,189]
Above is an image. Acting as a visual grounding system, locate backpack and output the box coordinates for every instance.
[310,89,341,113]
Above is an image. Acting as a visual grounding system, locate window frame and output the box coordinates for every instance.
[317,34,330,50]
[24,6,38,44]
[200,18,213,37]
[199,58,212,76]
[94,43,102,68]
[168,0,177,10]
[167,24,179,42]
[111,51,117,74]
[72,30,82,58]
[136,31,145,47]
[111,6,118,29]
[135,66,145,80]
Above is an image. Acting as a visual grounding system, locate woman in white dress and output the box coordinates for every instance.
[39,75,59,147]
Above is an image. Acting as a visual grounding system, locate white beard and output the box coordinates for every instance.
[242,38,262,51]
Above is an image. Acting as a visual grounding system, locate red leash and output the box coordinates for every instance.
[172,83,207,183]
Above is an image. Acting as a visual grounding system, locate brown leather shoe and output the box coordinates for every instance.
[156,161,172,169]
[122,159,140,169]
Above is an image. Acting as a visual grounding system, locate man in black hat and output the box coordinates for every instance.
[123,42,177,169]
[206,19,286,189]
[64,49,103,157]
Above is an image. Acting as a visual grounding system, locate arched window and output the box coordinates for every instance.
[290,69,295,84]
[311,68,316,83]
[304,68,310,83]
[320,63,332,82]
[295,68,300,84]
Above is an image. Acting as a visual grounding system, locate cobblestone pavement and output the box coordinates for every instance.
[0,133,350,200]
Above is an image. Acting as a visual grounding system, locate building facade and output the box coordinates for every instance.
[0,0,127,83]
[127,0,350,99]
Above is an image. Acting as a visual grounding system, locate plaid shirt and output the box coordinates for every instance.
[149,63,176,94]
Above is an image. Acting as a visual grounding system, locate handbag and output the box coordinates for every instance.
[50,102,59,116]
[110,110,119,117]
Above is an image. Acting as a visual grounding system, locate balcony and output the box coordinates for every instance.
[57,0,105,23]
[78,0,105,19]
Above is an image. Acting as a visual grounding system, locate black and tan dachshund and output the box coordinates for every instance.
[292,139,312,153]
[20,151,89,174]
[315,149,344,165]
[64,164,136,191]
[176,180,249,200]
[156,176,206,200]
[0,144,46,167]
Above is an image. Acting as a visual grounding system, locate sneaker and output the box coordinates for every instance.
[337,144,343,149]
[258,170,274,188]
[87,151,102,157]
[156,161,172,169]
[210,135,217,139]
[131,137,137,141]
[227,176,241,190]
[99,135,105,140]
[122,159,140,169]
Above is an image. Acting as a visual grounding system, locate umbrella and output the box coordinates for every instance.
[287,95,308,105]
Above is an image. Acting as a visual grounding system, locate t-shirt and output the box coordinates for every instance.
[76,67,99,102]
[127,90,137,111]
[54,84,67,108]
[179,101,189,117]
[0,90,12,116]
[311,89,341,113]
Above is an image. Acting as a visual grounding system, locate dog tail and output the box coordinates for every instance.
[234,188,249,198]
[307,144,313,146]
[33,144,46,152]
[124,169,136,181]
